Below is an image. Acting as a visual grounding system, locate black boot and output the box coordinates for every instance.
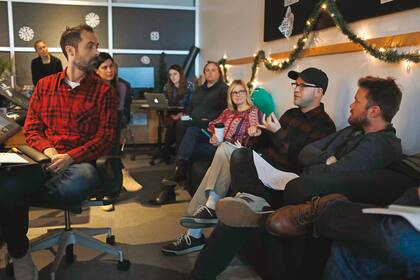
[149,185,176,205]
[162,159,189,186]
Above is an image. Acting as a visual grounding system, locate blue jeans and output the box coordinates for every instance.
[0,162,98,258]
[318,200,420,280]
[177,126,216,162]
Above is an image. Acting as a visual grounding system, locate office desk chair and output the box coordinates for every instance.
[5,115,130,280]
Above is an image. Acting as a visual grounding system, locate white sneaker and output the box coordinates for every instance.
[12,250,38,280]
[101,203,115,211]
[122,169,143,192]
[216,192,274,228]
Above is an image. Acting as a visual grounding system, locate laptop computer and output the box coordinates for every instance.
[144,92,184,111]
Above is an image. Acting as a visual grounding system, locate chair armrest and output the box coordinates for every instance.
[17,145,51,164]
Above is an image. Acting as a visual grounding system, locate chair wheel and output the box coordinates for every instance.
[106,235,116,246]
[65,245,75,263]
[117,259,130,271]
[5,262,14,277]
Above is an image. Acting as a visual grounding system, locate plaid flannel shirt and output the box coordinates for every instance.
[23,69,118,163]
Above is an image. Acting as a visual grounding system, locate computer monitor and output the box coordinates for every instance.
[0,81,29,110]
[118,67,155,89]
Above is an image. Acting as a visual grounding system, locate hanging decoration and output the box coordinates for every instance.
[85,12,100,28]
[278,6,295,39]
[18,26,35,42]
[219,0,420,89]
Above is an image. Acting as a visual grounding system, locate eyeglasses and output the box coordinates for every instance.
[291,82,318,90]
[231,89,247,96]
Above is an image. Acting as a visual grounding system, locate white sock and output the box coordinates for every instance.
[187,228,203,239]
[205,191,222,210]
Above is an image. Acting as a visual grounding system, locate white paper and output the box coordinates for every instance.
[363,205,420,232]
[0,153,28,164]
[253,151,299,190]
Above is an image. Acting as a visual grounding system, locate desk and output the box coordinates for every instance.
[4,129,26,148]
[139,104,184,148]
[130,102,183,162]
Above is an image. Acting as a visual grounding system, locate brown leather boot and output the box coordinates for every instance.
[266,193,349,237]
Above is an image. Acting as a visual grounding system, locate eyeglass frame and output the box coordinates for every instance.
[231,89,247,96]
[291,82,319,90]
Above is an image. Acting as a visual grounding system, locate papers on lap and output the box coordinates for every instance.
[253,151,299,190]
[363,205,420,232]
[0,153,29,164]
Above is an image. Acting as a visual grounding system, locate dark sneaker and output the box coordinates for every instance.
[161,234,205,256]
[266,193,349,237]
[216,192,274,228]
[180,205,218,228]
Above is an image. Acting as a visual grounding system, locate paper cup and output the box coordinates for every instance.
[214,123,225,143]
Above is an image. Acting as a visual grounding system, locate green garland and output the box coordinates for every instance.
[219,0,420,88]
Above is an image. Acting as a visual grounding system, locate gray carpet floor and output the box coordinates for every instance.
[0,152,260,280]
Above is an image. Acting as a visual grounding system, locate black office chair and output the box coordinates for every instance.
[5,113,130,280]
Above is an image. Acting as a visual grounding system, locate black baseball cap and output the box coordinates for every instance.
[288,67,329,94]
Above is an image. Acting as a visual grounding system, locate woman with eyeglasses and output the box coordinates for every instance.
[153,79,263,206]
[160,80,266,256]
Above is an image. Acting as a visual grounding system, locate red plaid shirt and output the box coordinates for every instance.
[23,69,118,163]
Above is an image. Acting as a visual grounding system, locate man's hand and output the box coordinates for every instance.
[46,154,74,174]
[44,147,59,158]
[171,112,183,121]
[326,156,338,165]
[247,125,262,137]
[257,113,280,133]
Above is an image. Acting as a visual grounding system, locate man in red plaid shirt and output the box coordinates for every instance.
[0,24,117,280]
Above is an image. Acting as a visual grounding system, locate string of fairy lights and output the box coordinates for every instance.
[218,0,420,89]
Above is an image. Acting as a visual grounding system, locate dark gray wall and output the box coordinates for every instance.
[114,54,194,90]
[0,2,9,46]
[114,53,185,67]
[113,53,194,81]
[113,8,195,50]
[0,52,10,62]
[13,3,108,48]
[15,52,67,86]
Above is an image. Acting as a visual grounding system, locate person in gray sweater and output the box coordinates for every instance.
[150,61,228,205]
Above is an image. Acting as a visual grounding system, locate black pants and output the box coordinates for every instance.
[230,148,284,208]
[284,168,417,206]
[190,148,289,280]
[190,149,418,279]
[0,164,46,258]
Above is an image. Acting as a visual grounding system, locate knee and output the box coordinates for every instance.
[283,177,307,205]
[185,126,200,137]
[75,163,98,184]
[230,148,252,166]
[215,142,231,158]
[65,163,98,195]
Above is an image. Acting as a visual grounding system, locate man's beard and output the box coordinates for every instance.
[74,57,95,72]
[348,113,369,128]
